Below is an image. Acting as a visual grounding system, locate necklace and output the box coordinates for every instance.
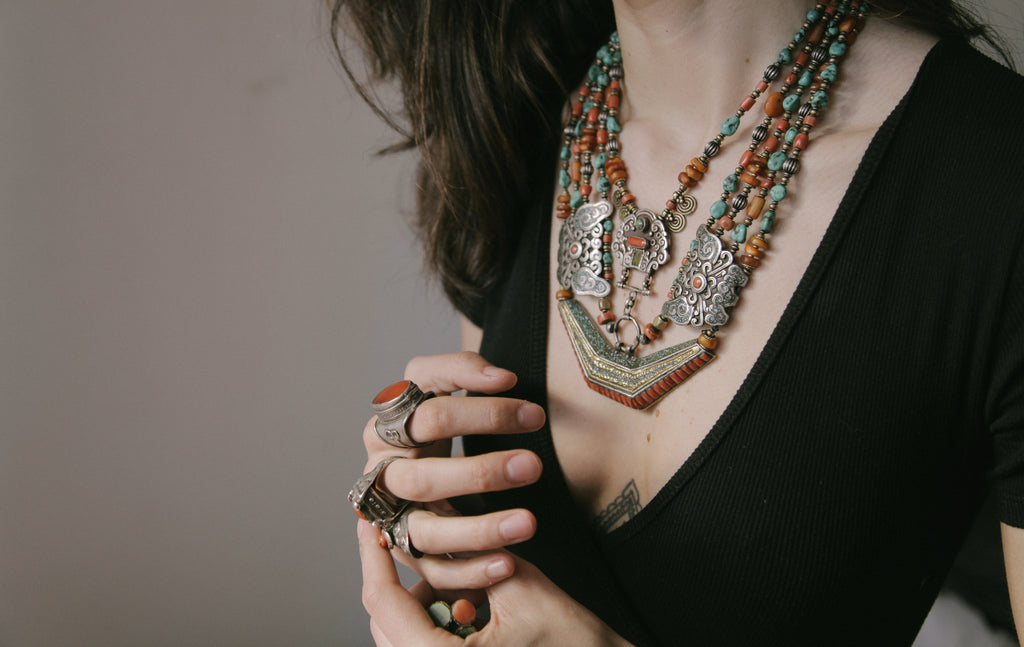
[556,1,867,409]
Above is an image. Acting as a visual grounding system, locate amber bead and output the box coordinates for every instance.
[581,184,592,196]
[840,17,858,33]
[557,193,570,204]
[739,150,755,168]
[749,236,769,250]
[644,324,662,341]
[679,174,696,188]
[808,20,826,44]
[685,165,704,181]
[556,207,571,219]
[747,196,765,218]
[738,254,761,268]
[741,172,758,186]
[579,135,594,151]
[744,243,763,258]
[718,216,735,231]
[556,289,573,300]
[690,157,708,173]
[570,161,581,181]
[764,92,785,118]
[697,333,718,350]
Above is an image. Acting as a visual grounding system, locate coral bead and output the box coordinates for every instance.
[452,599,477,626]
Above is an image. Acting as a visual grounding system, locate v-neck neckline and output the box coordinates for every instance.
[523,39,940,550]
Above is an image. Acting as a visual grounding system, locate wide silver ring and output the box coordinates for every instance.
[380,504,423,558]
[347,456,409,528]
[372,380,436,449]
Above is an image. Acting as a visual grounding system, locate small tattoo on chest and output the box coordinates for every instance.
[593,479,642,534]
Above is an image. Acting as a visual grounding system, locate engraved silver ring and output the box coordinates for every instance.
[372,380,436,449]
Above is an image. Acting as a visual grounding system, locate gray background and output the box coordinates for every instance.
[1,2,1021,646]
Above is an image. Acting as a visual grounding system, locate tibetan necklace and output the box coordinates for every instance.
[556,1,867,409]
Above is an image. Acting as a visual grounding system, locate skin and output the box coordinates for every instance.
[357,1,1024,644]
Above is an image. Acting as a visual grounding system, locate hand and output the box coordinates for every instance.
[358,520,633,646]
[361,351,546,589]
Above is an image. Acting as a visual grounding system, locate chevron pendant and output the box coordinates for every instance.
[557,298,715,410]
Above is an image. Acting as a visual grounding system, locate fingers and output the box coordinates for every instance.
[376,450,542,502]
[357,520,460,646]
[408,508,536,555]
[405,351,517,395]
[409,550,518,591]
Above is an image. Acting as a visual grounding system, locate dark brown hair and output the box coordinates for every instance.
[329,1,1008,314]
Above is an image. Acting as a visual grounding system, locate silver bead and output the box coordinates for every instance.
[752,126,768,142]
[704,140,720,157]
[763,63,781,81]
[731,193,748,210]
[783,158,800,175]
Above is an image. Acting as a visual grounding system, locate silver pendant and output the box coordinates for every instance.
[558,298,714,409]
[557,201,613,297]
[611,207,669,294]
[662,225,748,328]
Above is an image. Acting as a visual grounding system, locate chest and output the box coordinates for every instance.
[544,129,877,526]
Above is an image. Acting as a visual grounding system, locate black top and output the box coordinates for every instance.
[460,39,1024,646]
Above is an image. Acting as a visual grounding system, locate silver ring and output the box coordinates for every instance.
[380,504,423,558]
[372,380,436,449]
[347,456,409,528]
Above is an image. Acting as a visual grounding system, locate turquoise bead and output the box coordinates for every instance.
[785,127,798,144]
[799,71,813,87]
[721,115,741,136]
[559,169,571,188]
[603,252,613,264]
[571,190,583,208]
[770,184,787,201]
[710,200,728,218]
[820,64,838,83]
[560,145,571,160]
[597,45,610,64]
[783,94,801,113]
[610,49,622,65]
[588,64,601,81]
[811,90,829,109]
[806,8,820,21]
[768,151,787,171]
[597,176,610,192]
[610,31,619,44]
[777,48,792,65]
[582,100,594,116]
[603,219,614,231]
[574,119,585,136]
[607,116,622,133]
[598,72,610,86]
[731,223,747,243]
[761,211,776,233]
[723,174,739,192]
[595,152,607,169]
[829,42,847,57]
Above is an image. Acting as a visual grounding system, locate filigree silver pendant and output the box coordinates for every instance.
[557,200,613,297]
[611,208,669,293]
[662,225,749,328]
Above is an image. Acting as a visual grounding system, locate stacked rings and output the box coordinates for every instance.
[372,380,436,449]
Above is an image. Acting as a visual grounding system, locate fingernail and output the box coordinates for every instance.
[482,366,514,379]
[516,403,545,430]
[499,513,534,542]
[504,453,540,484]
[485,557,513,580]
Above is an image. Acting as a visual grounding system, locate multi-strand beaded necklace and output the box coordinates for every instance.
[556,1,867,409]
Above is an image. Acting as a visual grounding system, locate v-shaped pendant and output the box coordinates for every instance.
[557,298,715,409]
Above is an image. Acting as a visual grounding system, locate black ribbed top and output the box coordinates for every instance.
[461,39,1024,646]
